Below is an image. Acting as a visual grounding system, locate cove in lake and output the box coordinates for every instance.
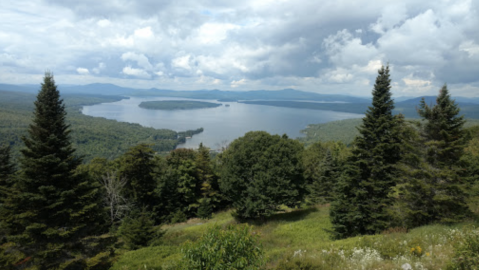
[81,97,364,150]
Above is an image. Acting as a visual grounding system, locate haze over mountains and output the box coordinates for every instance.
[2,83,479,105]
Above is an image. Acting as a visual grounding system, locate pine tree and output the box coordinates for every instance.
[3,73,107,269]
[411,85,471,223]
[0,144,15,203]
[197,198,213,220]
[309,150,337,204]
[0,144,15,244]
[118,143,160,220]
[330,65,403,238]
[195,143,222,211]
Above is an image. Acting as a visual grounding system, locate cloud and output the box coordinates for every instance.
[0,0,478,96]
[121,52,153,70]
[231,78,247,88]
[122,66,151,78]
[171,55,192,71]
[76,67,89,75]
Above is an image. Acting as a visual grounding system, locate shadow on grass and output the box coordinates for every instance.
[240,207,319,226]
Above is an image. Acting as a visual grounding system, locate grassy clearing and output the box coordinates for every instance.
[111,205,479,269]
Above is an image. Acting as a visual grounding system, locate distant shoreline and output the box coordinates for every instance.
[139,100,222,110]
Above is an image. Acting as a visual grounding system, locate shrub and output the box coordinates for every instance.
[181,225,264,270]
[170,210,188,224]
[447,229,479,270]
[118,210,162,250]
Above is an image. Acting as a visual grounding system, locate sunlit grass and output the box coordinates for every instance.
[111,204,479,270]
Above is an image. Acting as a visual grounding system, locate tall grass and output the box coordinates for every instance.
[111,205,479,270]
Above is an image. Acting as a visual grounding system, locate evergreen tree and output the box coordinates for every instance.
[330,65,403,238]
[118,144,159,220]
[0,144,15,244]
[411,85,471,223]
[162,148,201,219]
[0,144,15,203]
[3,73,107,269]
[117,209,160,250]
[195,143,222,211]
[197,197,213,220]
[309,150,338,204]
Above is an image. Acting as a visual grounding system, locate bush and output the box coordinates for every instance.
[170,210,188,224]
[447,229,479,270]
[118,210,162,250]
[181,225,264,270]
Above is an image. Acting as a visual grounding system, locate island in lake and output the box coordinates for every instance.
[139,100,222,110]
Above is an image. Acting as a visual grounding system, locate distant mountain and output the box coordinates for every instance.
[396,96,438,105]
[136,88,371,103]
[61,83,135,95]
[0,84,39,93]
[393,96,416,102]
[2,82,479,104]
[397,96,479,106]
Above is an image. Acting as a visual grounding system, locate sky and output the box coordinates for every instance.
[1,0,478,97]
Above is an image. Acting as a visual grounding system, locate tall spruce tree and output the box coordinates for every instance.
[308,150,338,204]
[3,73,107,269]
[330,65,403,238]
[0,144,15,244]
[0,145,15,203]
[411,85,471,223]
[118,143,160,221]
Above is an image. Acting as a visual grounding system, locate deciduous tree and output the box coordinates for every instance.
[220,131,305,220]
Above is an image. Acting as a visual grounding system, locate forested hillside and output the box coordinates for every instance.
[299,118,479,147]
[0,90,201,161]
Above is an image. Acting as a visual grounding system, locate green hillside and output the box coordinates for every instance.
[111,204,479,269]
[0,91,201,161]
[299,118,479,146]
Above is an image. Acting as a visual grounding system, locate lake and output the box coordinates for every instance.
[81,97,364,150]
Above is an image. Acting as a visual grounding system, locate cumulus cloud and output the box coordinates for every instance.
[121,52,153,70]
[0,0,478,96]
[76,67,89,75]
[231,78,247,88]
[122,66,151,78]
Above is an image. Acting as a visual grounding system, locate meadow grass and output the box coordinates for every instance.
[110,205,479,270]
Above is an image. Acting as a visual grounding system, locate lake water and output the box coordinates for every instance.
[81,97,364,150]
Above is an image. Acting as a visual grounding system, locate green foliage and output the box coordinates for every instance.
[170,210,188,224]
[2,73,108,269]
[181,225,264,270]
[118,144,160,220]
[220,131,305,220]
[196,143,224,211]
[197,198,213,220]
[139,100,222,110]
[0,90,202,162]
[303,142,345,205]
[109,245,179,270]
[447,229,479,270]
[118,210,162,250]
[330,65,403,238]
[163,148,200,219]
[0,145,15,209]
[299,119,362,146]
[275,255,327,270]
[401,85,471,227]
